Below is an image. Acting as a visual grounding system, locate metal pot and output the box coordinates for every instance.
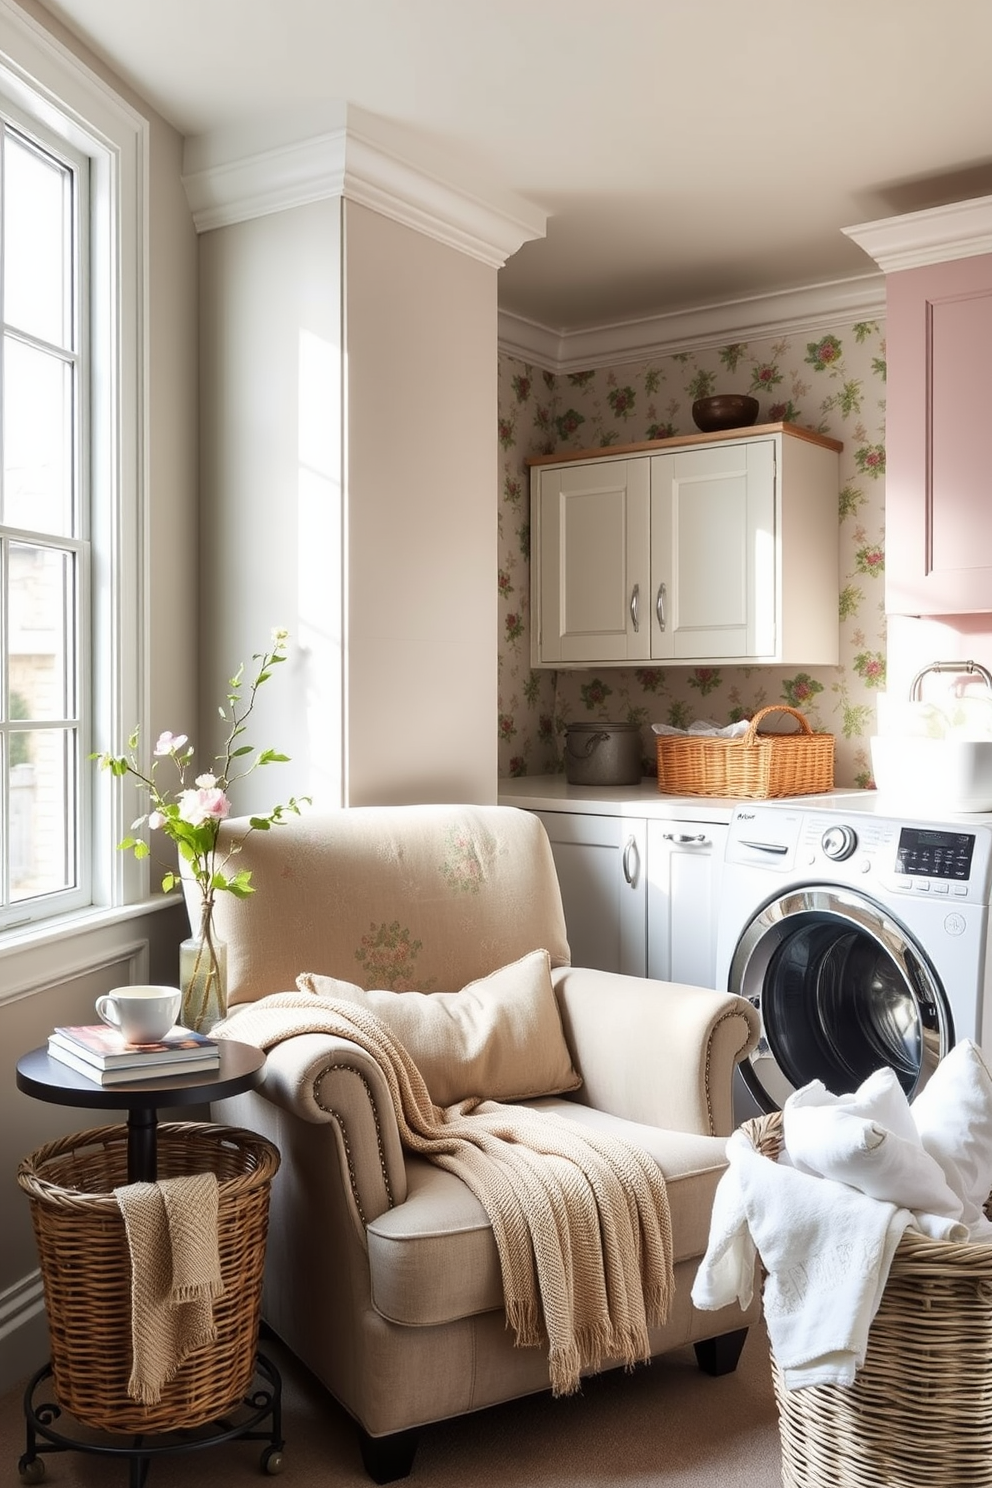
[564,721,643,786]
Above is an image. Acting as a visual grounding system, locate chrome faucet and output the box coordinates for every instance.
[909,659,992,701]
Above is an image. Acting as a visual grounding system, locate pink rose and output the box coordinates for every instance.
[154,731,188,756]
[178,786,231,827]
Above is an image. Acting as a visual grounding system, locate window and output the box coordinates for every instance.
[0,121,87,926]
[0,3,147,936]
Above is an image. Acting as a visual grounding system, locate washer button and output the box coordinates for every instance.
[944,912,967,936]
[933,881,949,895]
[914,880,931,892]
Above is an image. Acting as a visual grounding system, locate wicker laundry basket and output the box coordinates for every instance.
[17,1121,280,1435]
[656,705,834,798]
[743,1111,992,1488]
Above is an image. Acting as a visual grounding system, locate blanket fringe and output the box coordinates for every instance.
[505,1297,543,1350]
[549,1341,585,1398]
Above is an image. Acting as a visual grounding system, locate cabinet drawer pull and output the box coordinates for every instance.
[629,584,640,633]
[655,583,666,632]
[662,831,708,845]
[622,835,639,886]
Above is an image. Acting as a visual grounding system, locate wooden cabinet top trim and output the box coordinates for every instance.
[525,420,843,468]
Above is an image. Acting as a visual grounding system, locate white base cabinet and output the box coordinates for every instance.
[534,807,725,988]
[534,810,647,977]
[645,820,727,988]
[530,422,840,669]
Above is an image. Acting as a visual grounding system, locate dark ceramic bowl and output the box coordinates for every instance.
[691,394,760,432]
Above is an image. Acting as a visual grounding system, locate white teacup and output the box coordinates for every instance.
[95,986,182,1045]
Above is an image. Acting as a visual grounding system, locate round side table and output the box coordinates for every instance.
[16,1039,266,1181]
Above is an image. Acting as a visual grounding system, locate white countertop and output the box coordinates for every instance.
[497,776,874,824]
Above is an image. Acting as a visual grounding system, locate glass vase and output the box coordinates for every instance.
[179,903,228,1033]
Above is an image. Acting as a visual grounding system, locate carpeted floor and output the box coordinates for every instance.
[1,1323,784,1487]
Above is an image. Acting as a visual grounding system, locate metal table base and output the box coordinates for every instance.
[18,1352,284,1486]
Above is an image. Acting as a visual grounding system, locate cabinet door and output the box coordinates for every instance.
[534,811,646,976]
[886,253,992,614]
[646,820,727,988]
[533,459,650,666]
[650,442,775,660]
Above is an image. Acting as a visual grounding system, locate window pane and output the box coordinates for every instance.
[4,133,70,348]
[4,337,73,535]
[8,726,76,900]
[8,542,75,719]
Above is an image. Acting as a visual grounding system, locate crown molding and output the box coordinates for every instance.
[497,272,886,372]
[843,195,992,274]
[182,120,546,269]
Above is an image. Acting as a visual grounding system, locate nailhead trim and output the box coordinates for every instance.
[312,1063,395,1226]
[706,1006,756,1136]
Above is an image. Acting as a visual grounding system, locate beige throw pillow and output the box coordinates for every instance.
[297,948,581,1107]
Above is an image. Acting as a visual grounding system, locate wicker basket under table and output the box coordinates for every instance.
[17,1121,280,1435]
[656,704,834,799]
[743,1111,992,1488]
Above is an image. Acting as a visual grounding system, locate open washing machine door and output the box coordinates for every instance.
[729,884,952,1114]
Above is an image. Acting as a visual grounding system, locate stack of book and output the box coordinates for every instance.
[47,1023,221,1085]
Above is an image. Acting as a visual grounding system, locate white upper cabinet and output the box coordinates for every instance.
[530,424,840,669]
[535,454,651,664]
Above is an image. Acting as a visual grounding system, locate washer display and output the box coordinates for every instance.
[715,802,992,1115]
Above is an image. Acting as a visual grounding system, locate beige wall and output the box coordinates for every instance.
[197,194,498,811]
[343,200,497,805]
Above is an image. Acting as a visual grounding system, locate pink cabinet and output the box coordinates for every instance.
[886,251,992,614]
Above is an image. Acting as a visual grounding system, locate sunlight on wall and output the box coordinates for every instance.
[297,327,344,807]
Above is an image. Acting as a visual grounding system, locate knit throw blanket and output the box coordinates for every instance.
[114,1172,224,1404]
[215,992,674,1396]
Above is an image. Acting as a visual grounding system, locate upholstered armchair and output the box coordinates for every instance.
[206,804,761,1482]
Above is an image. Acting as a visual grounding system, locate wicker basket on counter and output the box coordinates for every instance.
[743,1110,992,1488]
[656,705,834,798]
[17,1121,280,1435]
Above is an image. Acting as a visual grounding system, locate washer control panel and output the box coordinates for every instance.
[725,803,992,903]
[896,826,975,882]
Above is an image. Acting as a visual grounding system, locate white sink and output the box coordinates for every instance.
[870,735,992,812]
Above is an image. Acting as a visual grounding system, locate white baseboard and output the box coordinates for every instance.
[0,1271,48,1398]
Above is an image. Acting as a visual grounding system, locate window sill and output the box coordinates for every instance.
[0,895,183,960]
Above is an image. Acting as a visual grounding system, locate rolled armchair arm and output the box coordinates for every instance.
[552,967,759,1137]
[255,1032,408,1222]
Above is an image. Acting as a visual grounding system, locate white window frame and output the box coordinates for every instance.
[0,0,150,942]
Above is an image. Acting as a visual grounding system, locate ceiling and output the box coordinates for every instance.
[31,0,992,336]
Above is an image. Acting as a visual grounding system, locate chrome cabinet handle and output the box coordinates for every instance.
[656,583,666,632]
[662,831,708,845]
[629,584,640,633]
[622,834,639,886]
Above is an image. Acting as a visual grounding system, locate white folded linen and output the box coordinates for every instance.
[692,1129,913,1388]
[783,1104,964,1220]
[912,1039,992,1240]
[786,1065,918,1141]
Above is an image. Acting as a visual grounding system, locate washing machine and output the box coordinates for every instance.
[715,794,992,1119]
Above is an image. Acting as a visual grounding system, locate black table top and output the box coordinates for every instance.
[16,1039,266,1114]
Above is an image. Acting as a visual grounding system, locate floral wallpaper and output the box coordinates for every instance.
[497,321,888,789]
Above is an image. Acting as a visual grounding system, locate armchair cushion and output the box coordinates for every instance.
[367,1100,732,1327]
[297,949,581,1106]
